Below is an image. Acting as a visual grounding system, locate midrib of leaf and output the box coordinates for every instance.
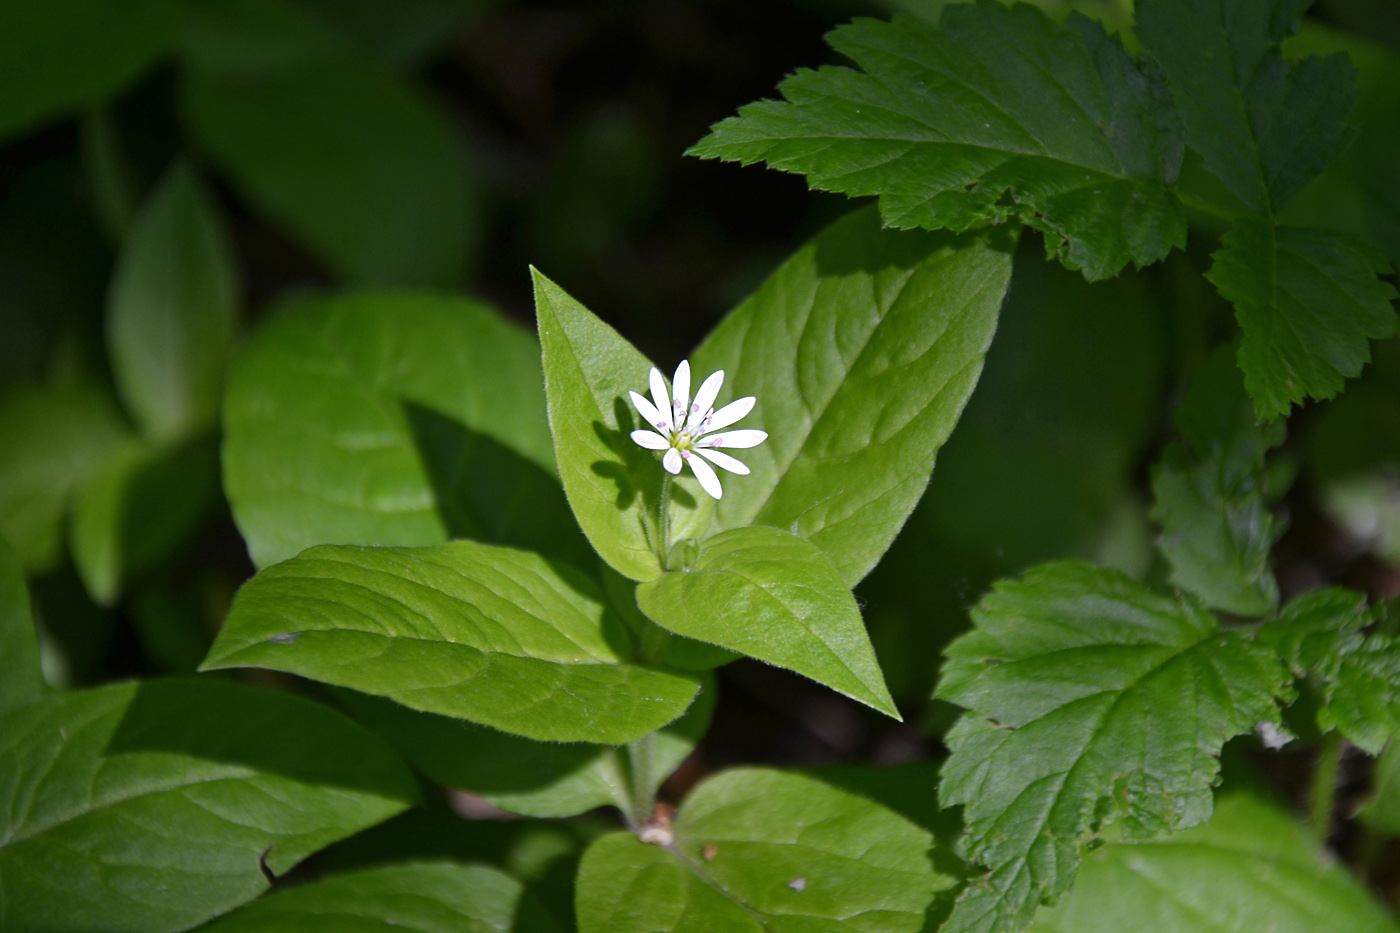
[662,842,763,927]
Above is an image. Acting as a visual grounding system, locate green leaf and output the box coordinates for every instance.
[935,561,1290,933]
[0,0,176,139]
[601,563,738,671]
[177,0,351,76]
[689,5,1185,281]
[203,540,701,744]
[1029,793,1399,933]
[70,440,219,606]
[1150,346,1286,615]
[0,535,42,715]
[0,382,131,572]
[0,677,417,933]
[1259,587,1400,755]
[303,0,501,70]
[183,56,478,288]
[107,163,238,444]
[1360,737,1400,836]
[337,675,714,818]
[1137,0,1354,215]
[197,861,563,933]
[1206,220,1398,421]
[638,525,897,719]
[223,291,582,569]
[690,207,1010,586]
[534,269,710,583]
[576,768,957,933]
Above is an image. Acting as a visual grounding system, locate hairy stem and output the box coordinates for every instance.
[1309,730,1343,837]
[625,730,658,830]
[659,472,673,568]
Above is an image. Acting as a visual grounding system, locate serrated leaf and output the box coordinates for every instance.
[107,163,238,444]
[1030,793,1399,933]
[638,525,898,719]
[1150,346,1286,615]
[0,383,131,573]
[197,861,563,933]
[576,768,956,933]
[1207,220,1398,420]
[689,5,1185,280]
[223,291,584,570]
[1259,587,1400,755]
[935,561,1290,933]
[534,269,710,583]
[203,540,701,744]
[183,56,478,288]
[690,207,1009,586]
[0,535,41,715]
[337,675,714,818]
[0,677,417,933]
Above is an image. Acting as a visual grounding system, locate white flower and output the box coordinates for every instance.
[628,359,767,500]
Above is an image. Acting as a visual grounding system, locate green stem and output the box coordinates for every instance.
[625,730,657,830]
[1309,731,1343,836]
[659,472,673,568]
[79,106,138,244]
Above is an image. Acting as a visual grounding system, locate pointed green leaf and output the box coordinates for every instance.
[936,561,1290,933]
[576,768,957,933]
[204,540,701,743]
[223,292,584,570]
[689,6,1185,280]
[0,383,130,572]
[1259,587,1400,755]
[1150,346,1286,615]
[197,861,563,933]
[337,675,715,818]
[0,677,418,933]
[638,525,897,719]
[534,269,711,582]
[691,207,1010,586]
[1030,794,1399,933]
[0,535,41,715]
[107,163,238,444]
[183,56,479,288]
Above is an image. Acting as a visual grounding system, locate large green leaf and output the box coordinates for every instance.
[107,163,238,445]
[337,675,714,818]
[1029,793,1398,933]
[0,383,130,572]
[1259,587,1400,755]
[0,535,41,715]
[196,861,563,933]
[935,561,1290,933]
[576,768,957,933]
[638,525,897,718]
[203,540,701,744]
[223,292,581,569]
[690,207,1010,586]
[690,5,1185,281]
[0,677,417,933]
[0,0,176,139]
[1149,345,1286,616]
[534,269,710,583]
[183,56,478,288]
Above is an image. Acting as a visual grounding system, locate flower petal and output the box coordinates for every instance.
[672,359,691,426]
[705,396,755,432]
[685,451,723,499]
[649,367,671,430]
[704,429,767,449]
[663,448,683,474]
[691,370,724,421]
[696,447,749,475]
[629,391,667,430]
[631,430,670,450]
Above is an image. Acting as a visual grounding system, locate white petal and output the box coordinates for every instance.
[631,430,670,450]
[663,448,683,474]
[691,370,724,422]
[649,367,671,429]
[705,396,755,432]
[629,391,667,431]
[696,447,749,475]
[685,451,723,499]
[705,429,767,449]
[672,359,691,425]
